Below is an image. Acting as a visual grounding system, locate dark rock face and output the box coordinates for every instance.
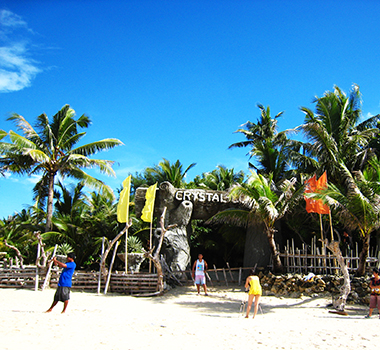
[154,200,193,272]
[135,182,274,271]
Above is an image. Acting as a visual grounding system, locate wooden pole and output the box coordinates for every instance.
[222,268,228,286]
[329,211,338,273]
[205,271,213,287]
[226,262,234,281]
[35,243,41,292]
[142,207,175,294]
[100,220,132,280]
[213,265,220,283]
[42,244,58,291]
[303,243,307,274]
[291,239,295,273]
[104,241,120,295]
[125,228,129,274]
[329,212,334,241]
[319,214,325,255]
[149,221,153,273]
[97,237,105,294]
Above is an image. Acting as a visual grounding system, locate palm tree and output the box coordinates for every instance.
[47,184,121,267]
[0,105,123,232]
[312,161,380,276]
[145,158,196,188]
[194,165,245,191]
[0,208,42,264]
[298,84,380,275]
[210,171,304,272]
[229,104,297,183]
[54,180,86,216]
[47,186,90,266]
[298,84,380,184]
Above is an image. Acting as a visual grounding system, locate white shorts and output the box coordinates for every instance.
[195,275,205,285]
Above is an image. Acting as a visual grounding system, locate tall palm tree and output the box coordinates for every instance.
[0,105,123,232]
[210,171,304,272]
[298,84,380,184]
[145,158,196,188]
[311,161,380,276]
[299,84,380,275]
[229,104,297,183]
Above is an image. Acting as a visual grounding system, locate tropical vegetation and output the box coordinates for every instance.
[1,85,380,276]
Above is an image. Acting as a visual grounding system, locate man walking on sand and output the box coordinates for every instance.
[192,253,208,296]
[46,252,76,314]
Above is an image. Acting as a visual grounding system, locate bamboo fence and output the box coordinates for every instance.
[1,237,379,292]
[279,238,379,274]
[0,266,158,295]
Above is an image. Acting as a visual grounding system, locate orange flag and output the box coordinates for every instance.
[315,171,330,214]
[304,175,318,213]
[304,172,330,214]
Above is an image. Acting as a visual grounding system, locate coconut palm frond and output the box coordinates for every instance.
[71,138,124,157]
[207,209,253,228]
[0,129,7,140]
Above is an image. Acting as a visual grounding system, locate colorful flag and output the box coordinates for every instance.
[304,175,318,213]
[315,171,330,214]
[304,172,330,214]
[141,183,157,222]
[117,175,131,223]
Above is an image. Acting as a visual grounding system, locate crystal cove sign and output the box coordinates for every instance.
[174,190,233,203]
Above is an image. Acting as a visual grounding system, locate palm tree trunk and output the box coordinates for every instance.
[326,241,350,312]
[356,234,370,276]
[45,172,55,232]
[267,230,283,273]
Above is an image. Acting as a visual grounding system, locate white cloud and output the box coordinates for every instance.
[0,9,28,30]
[26,174,41,185]
[0,9,41,92]
[3,171,18,181]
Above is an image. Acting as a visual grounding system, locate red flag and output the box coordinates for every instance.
[304,172,330,214]
[304,175,318,213]
[315,171,330,214]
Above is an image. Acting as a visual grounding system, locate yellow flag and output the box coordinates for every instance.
[117,175,131,223]
[141,183,157,222]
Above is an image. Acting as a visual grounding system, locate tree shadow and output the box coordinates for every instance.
[150,285,368,319]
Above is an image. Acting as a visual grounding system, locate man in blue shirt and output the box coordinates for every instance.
[46,252,76,313]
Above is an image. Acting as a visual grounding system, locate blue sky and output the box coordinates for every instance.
[1,0,380,218]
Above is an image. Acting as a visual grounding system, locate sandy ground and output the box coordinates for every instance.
[0,285,378,350]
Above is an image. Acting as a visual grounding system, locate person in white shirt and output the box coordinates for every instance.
[192,253,208,296]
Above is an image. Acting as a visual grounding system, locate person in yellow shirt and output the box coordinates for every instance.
[244,269,262,319]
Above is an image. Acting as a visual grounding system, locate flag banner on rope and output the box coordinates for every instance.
[117,175,131,223]
[141,183,157,222]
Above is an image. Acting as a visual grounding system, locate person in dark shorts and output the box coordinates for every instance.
[46,252,76,314]
[365,267,380,318]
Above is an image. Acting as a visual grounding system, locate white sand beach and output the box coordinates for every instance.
[0,285,378,350]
